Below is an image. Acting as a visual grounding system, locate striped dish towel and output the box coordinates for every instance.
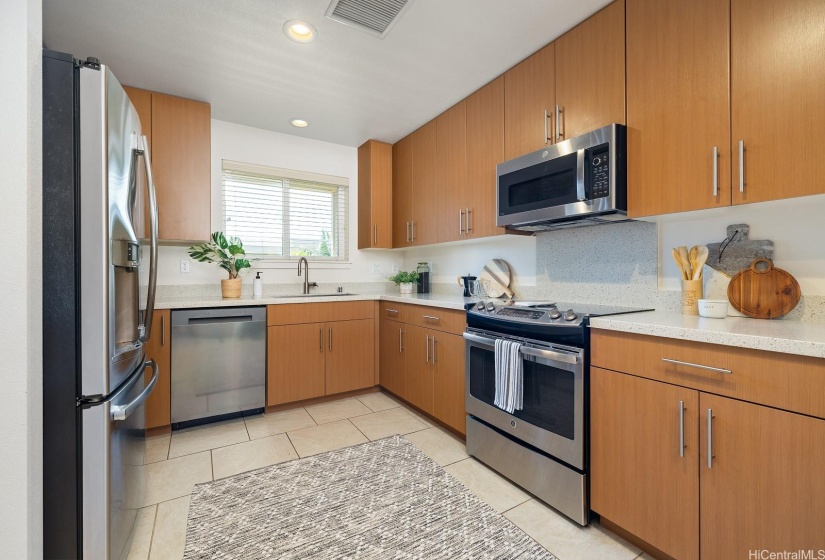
[494,338,523,413]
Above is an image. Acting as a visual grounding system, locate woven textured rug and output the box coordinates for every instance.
[183,435,557,559]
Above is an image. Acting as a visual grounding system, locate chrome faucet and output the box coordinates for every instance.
[297,257,317,294]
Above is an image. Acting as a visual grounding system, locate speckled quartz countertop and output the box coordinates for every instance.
[154,292,476,311]
[589,310,825,359]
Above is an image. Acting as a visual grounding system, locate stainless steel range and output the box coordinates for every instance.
[463,300,651,526]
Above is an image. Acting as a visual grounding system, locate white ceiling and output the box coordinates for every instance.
[43,0,611,147]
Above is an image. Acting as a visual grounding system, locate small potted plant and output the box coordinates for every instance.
[387,270,419,295]
[188,232,256,299]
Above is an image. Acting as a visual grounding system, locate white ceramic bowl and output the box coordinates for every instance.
[698,299,728,319]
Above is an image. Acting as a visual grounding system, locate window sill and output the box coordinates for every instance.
[252,260,352,270]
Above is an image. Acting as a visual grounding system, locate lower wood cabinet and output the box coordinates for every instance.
[143,309,171,430]
[325,319,375,395]
[379,306,467,435]
[591,332,825,559]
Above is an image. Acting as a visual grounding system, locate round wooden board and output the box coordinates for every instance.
[727,259,801,319]
[480,259,514,299]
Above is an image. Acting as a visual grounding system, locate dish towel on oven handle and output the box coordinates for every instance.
[494,338,523,414]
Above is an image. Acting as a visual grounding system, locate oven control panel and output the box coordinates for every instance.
[495,307,546,320]
[470,301,582,327]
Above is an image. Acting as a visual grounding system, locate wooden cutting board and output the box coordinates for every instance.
[727,258,801,319]
[480,259,515,299]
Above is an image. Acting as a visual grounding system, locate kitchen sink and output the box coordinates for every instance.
[279,293,357,298]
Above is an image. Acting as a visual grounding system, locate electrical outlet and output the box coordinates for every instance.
[372,264,381,273]
[180,259,190,273]
[391,264,399,273]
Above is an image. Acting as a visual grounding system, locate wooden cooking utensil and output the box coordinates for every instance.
[678,246,692,281]
[692,246,709,281]
[672,249,687,280]
[480,259,515,299]
[727,258,801,319]
[689,246,698,276]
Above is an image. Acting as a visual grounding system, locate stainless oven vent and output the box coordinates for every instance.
[325,0,414,38]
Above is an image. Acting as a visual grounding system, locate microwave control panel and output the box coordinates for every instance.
[585,143,610,199]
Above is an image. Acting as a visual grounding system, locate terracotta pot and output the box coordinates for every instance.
[221,277,242,299]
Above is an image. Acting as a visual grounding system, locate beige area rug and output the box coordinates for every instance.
[183,435,557,559]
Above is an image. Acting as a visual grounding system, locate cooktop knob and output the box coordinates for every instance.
[476,301,485,310]
[486,302,496,312]
[564,309,578,322]
[549,307,562,320]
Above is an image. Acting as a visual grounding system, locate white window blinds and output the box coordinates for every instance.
[221,160,349,260]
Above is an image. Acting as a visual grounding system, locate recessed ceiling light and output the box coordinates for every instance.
[291,119,309,128]
[283,20,317,43]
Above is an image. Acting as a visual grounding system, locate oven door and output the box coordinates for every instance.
[464,329,585,470]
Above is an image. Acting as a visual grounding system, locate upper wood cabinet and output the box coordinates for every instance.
[151,93,212,241]
[626,0,732,217]
[504,43,556,160]
[411,120,438,246]
[392,135,414,247]
[123,86,212,241]
[436,101,468,244]
[142,309,171,430]
[555,0,626,140]
[123,86,153,239]
[357,140,392,249]
[466,77,505,240]
[731,0,825,205]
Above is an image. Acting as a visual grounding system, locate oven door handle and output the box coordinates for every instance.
[462,331,580,365]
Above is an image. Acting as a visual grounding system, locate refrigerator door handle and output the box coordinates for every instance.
[138,134,159,344]
[111,360,158,421]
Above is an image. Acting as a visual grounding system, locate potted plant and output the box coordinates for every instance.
[188,232,256,299]
[387,270,419,295]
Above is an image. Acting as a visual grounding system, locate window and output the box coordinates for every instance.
[221,160,349,261]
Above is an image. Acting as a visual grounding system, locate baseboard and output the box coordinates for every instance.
[265,385,381,413]
[147,425,171,437]
[598,517,676,560]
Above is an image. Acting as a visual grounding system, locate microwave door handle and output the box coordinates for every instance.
[575,148,587,202]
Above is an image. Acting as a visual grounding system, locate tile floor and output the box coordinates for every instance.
[130,391,644,560]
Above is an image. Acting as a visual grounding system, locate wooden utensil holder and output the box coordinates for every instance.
[681,279,704,315]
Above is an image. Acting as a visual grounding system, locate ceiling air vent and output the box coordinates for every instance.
[325,0,414,39]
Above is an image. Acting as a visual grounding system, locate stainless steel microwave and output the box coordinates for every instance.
[496,123,627,231]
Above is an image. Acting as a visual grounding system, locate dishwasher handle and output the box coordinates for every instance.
[187,315,254,325]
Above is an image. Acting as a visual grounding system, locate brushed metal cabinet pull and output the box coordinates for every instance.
[466,208,472,232]
[161,314,165,346]
[544,109,550,144]
[707,408,714,469]
[399,328,404,352]
[411,221,415,242]
[739,140,745,193]
[432,337,437,363]
[555,105,563,141]
[386,309,398,315]
[661,357,732,375]
[422,315,440,321]
[328,327,332,351]
[425,335,430,363]
[406,221,410,243]
[459,209,464,235]
[319,328,323,353]
[679,400,686,458]
[712,146,719,197]
[374,224,377,245]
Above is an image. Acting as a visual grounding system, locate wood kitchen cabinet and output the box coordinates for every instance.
[404,325,434,414]
[591,367,700,560]
[143,309,171,430]
[554,0,625,141]
[392,135,414,247]
[431,332,466,434]
[626,0,732,217]
[466,76,505,240]
[379,314,406,398]
[731,0,825,205]
[591,330,825,559]
[123,86,153,239]
[122,86,211,241]
[357,140,392,249]
[504,42,555,160]
[436,101,468,243]
[325,319,375,395]
[411,120,438,246]
[266,303,375,406]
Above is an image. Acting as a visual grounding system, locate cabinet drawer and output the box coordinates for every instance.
[407,305,466,335]
[379,301,408,323]
[591,330,825,419]
[267,301,374,326]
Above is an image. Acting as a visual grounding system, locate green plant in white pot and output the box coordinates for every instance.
[387,270,419,295]
[188,232,256,299]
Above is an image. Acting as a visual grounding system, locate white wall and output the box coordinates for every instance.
[0,0,43,556]
[655,194,825,296]
[154,119,403,288]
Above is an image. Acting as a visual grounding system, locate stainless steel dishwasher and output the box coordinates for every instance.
[171,307,266,428]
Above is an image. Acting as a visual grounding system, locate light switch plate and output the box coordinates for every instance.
[372,263,381,273]
[391,264,399,273]
[180,259,190,273]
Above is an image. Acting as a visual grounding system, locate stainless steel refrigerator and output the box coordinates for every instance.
[43,50,159,559]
